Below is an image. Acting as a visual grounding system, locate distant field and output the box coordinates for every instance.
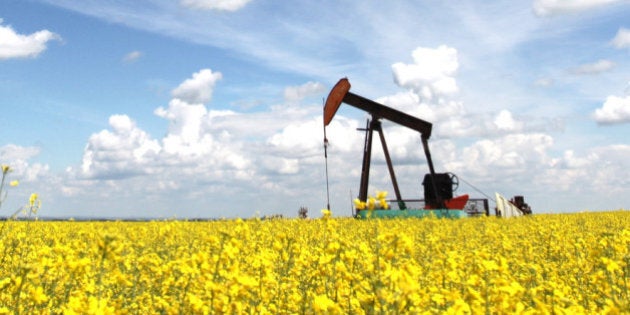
[0,211,628,314]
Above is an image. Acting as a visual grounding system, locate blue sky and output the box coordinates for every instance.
[1,0,629,218]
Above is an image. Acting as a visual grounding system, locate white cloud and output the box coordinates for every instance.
[68,73,347,217]
[171,69,222,104]
[0,20,60,59]
[533,0,621,16]
[585,145,630,195]
[0,144,55,214]
[0,144,50,183]
[267,118,323,154]
[392,45,459,101]
[180,0,252,11]
[543,145,630,194]
[378,47,537,144]
[445,133,554,177]
[284,81,326,103]
[593,95,630,125]
[437,109,541,139]
[493,110,524,132]
[376,92,530,139]
[376,92,424,118]
[377,92,466,125]
[78,69,257,185]
[0,144,40,162]
[123,50,142,63]
[155,99,209,146]
[81,115,161,179]
[611,27,630,49]
[261,157,300,175]
[570,59,615,75]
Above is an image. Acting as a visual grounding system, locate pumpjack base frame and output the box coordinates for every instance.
[356,209,467,219]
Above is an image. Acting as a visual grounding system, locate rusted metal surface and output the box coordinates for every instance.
[342,91,433,138]
[324,78,350,126]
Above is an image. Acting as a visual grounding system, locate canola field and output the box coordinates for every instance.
[0,211,629,314]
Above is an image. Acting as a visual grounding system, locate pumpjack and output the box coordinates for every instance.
[323,78,530,218]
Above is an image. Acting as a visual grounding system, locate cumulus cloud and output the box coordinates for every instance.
[70,72,346,217]
[593,95,630,125]
[379,46,538,143]
[392,45,459,101]
[180,0,252,11]
[0,19,60,59]
[533,0,620,16]
[433,134,628,210]
[493,110,524,132]
[611,27,630,49]
[570,59,615,75]
[268,118,323,154]
[376,91,465,125]
[0,144,50,183]
[78,69,254,185]
[155,99,209,146]
[171,69,222,104]
[284,81,326,103]
[376,93,529,139]
[81,115,161,179]
[122,50,142,63]
[444,133,554,177]
[260,157,300,175]
[543,145,630,194]
[439,109,556,139]
[0,144,40,162]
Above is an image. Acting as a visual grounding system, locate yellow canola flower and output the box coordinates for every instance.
[29,286,49,304]
[9,180,18,187]
[354,190,390,210]
[0,210,627,314]
[321,208,332,219]
[379,198,389,210]
[24,193,42,215]
[601,257,621,272]
[367,197,376,210]
[312,294,342,314]
[1,164,10,174]
[88,296,116,315]
[375,190,388,200]
[29,193,39,207]
[353,198,366,210]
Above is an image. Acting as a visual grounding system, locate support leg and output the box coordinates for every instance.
[375,122,406,210]
[358,119,373,202]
